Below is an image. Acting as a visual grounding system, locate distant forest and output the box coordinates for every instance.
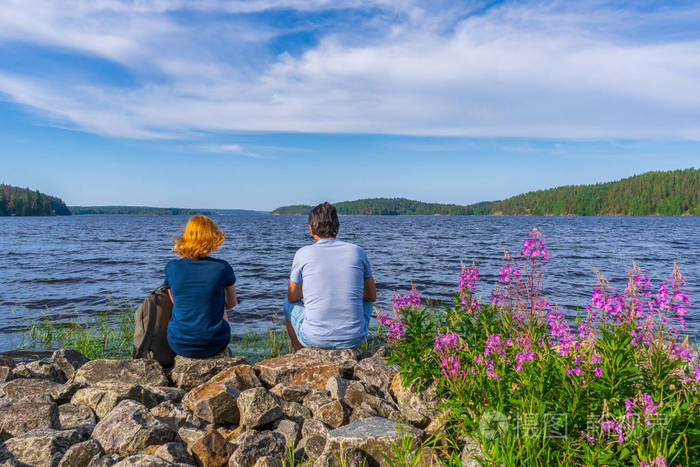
[69,206,267,216]
[0,184,70,216]
[492,168,699,216]
[272,198,498,215]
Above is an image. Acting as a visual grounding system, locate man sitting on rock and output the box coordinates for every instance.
[284,202,376,350]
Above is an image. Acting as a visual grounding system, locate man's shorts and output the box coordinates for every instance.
[283,300,373,349]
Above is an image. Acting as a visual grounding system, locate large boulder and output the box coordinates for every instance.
[169,355,248,391]
[59,404,96,429]
[72,360,168,387]
[320,417,424,467]
[207,365,261,390]
[57,439,104,467]
[228,431,286,467]
[354,357,399,394]
[91,400,175,457]
[0,428,86,467]
[12,361,65,383]
[112,455,186,467]
[52,350,89,381]
[71,381,160,419]
[147,386,186,404]
[279,400,312,423]
[0,399,60,437]
[294,349,357,378]
[274,419,301,449]
[182,382,240,425]
[0,378,82,404]
[191,429,235,467]
[254,354,342,390]
[237,388,282,429]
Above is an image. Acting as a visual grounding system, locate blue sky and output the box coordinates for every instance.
[0,0,698,211]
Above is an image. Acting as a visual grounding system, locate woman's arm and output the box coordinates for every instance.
[225,284,237,310]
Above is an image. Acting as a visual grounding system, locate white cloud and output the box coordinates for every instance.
[199,144,271,159]
[0,1,699,139]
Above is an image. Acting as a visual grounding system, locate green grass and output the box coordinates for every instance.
[19,303,135,360]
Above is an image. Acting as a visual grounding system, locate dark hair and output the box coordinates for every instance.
[308,202,339,238]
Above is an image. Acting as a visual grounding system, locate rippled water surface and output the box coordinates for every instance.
[1,215,698,353]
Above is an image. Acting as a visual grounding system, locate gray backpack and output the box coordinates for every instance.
[133,286,176,366]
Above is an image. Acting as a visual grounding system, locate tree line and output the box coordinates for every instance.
[492,168,699,216]
[0,184,71,216]
[271,198,498,215]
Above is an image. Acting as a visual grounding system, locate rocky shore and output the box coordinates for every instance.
[0,347,467,467]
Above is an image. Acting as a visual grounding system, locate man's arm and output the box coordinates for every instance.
[288,281,303,303]
[363,277,376,302]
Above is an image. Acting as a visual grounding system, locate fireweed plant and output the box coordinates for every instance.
[377,228,699,466]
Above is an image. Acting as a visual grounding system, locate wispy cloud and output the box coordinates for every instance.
[1,1,699,139]
[199,144,272,159]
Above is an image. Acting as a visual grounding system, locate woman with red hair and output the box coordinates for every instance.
[164,215,237,358]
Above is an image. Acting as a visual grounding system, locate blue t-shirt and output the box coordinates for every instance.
[163,257,234,358]
[290,238,373,341]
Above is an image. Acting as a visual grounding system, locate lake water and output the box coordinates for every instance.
[1,215,698,355]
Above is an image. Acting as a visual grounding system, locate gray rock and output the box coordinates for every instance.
[1,378,81,404]
[321,417,424,466]
[274,419,300,449]
[0,428,86,467]
[237,387,282,429]
[52,350,89,381]
[301,419,329,440]
[12,360,65,383]
[58,439,104,467]
[228,431,286,467]
[269,384,315,404]
[154,442,194,465]
[325,376,351,401]
[279,400,312,422]
[0,399,60,437]
[353,357,399,394]
[182,382,240,425]
[303,393,346,429]
[460,437,482,467]
[71,381,160,419]
[59,404,96,429]
[254,354,341,390]
[72,360,168,387]
[177,426,206,450]
[150,401,195,431]
[0,368,10,384]
[91,400,175,457]
[349,403,378,423]
[294,348,357,378]
[169,355,248,391]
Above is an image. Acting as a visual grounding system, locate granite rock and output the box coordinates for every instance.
[52,350,89,381]
[0,399,60,437]
[182,383,240,425]
[57,439,104,467]
[154,442,194,465]
[71,382,160,419]
[169,356,248,391]
[91,400,175,457]
[207,365,261,390]
[254,354,341,390]
[191,429,234,467]
[0,428,86,467]
[237,387,282,429]
[228,431,286,467]
[72,360,168,387]
[59,404,96,429]
[353,357,399,394]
